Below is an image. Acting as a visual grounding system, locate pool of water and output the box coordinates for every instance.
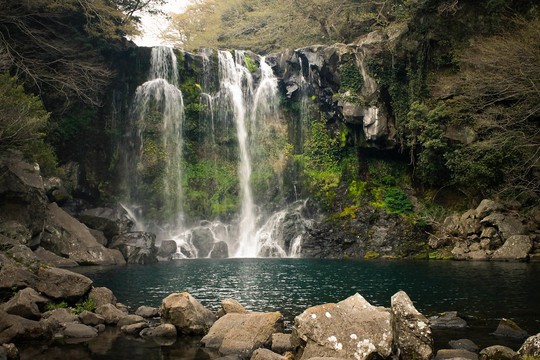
[28,259,540,359]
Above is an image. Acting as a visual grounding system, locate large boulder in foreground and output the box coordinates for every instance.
[109,231,158,264]
[479,345,519,360]
[201,311,283,357]
[160,292,216,334]
[40,203,122,265]
[519,333,540,357]
[292,293,393,360]
[391,291,433,360]
[35,267,93,302]
[2,288,49,320]
[491,235,533,261]
[0,311,50,344]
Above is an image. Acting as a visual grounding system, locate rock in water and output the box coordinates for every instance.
[391,291,433,360]
[292,293,393,360]
[109,231,158,264]
[430,311,467,329]
[216,298,248,318]
[95,304,127,325]
[157,240,177,261]
[77,206,134,240]
[519,333,540,357]
[89,287,117,308]
[491,235,533,261]
[492,318,528,339]
[479,345,519,360]
[160,292,215,334]
[140,324,177,338]
[62,323,98,339]
[201,311,283,358]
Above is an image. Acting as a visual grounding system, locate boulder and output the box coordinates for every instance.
[391,291,433,360]
[35,267,93,302]
[251,348,286,360]
[0,157,48,240]
[160,292,216,334]
[33,247,78,268]
[492,318,528,339]
[94,304,127,325]
[121,321,148,335]
[62,323,98,339]
[115,302,129,314]
[135,306,159,318]
[88,287,117,307]
[157,240,177,261]
[0,221,32,247]
[480,213,527,241]
[5,245,39,269]
[430,311,467,329]
[292,293,392,360]
[216,298,248,318]
[0,256,38,291]
[117,314,145,327]
[475,199,503,219]
[448,339,479,353]
[435,349,478,360]
[479,345,519,360]
[458,210,481,235]
[272,333,294,354]
[1,343,18,360]
[190,227,215,258]
[0,311,50,344]
[109,231,158,264]
[209,241,229,259]
[201,311,283,358]
[40,203,121,265]
[89,229,108,246]
[2,288,49,319]
[140,323,177,338]
[77,206,135,240]
[78,310,105,326]
[519,333,540,357]
[41,308,79,325]
[491,235,532,261]
[43,176,71,204]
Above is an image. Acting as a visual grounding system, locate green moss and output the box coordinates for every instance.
[244,53,258,73]
[45,301,69,312]
[339,62,363,93]
[429,250,453,260]
[364,250,381,260]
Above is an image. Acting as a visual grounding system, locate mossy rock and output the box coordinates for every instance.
[364,250,381,260]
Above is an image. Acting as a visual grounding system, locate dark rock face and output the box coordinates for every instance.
[190,227,215,258]
[77,206,135,240]
[109,231,158,264]
[209,241,229,259]
[301,207,425,259]
[40,203,121,265]
[156,240,177,261]
[0,156,49,244]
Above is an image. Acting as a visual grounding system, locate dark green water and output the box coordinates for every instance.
[24,259,540,359]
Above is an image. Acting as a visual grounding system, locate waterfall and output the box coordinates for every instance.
[123,46,185,234]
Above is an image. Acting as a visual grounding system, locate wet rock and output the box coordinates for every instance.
[35,267,92,302]
[518,332,540,357]
[251,348,286,360]
[140,323,177,338]
[2,287,49,319]
[216,298,248,318]
[109,231,158,264]
[201,311,283,358]
[135,305,159,318]
[272,333,294,354]
[62,323,98,339]
[210,241,229,259]
[190,227,215,258]
[292,293,392,360]
[77,206,135,240]
[430,311,467,329]
[34,246,78,268]
[117,314,145,327]
[479,345,519,360]
[78,310,105,326]
[161,292,216,334]
[41,203,121,265]
[121,322,148,335]
[448,339,479,353]
[491,235,532,261]
[89,287,117,307]
[492,318,528,339]
[435,349,478,359]
[157,240,177,261]
[42,308,79,324]
[95,304,127,325]
[391,290,433,360]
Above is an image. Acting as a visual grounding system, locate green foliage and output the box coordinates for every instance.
[45,301,69,312]
[383,187,413,215]
[336,206,360,219]
[243,53,258,73]
[22,140,59,176]
[339,63,363,93]
[53,107,96,144]
[73,298,95,314]
[348,180,367,205]
[0,73,50,149]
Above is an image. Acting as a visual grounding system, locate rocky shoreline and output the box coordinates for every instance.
[1,276,539,360]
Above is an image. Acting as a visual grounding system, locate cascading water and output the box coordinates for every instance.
[122,46,185,235]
